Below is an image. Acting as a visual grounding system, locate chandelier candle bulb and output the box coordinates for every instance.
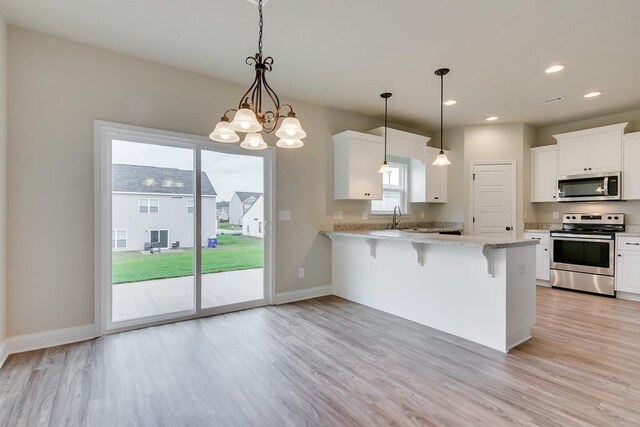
[209,118,240,143]
[276,138,304,148]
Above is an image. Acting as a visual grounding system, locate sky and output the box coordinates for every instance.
[112,140,263,202]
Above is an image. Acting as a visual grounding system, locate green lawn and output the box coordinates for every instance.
[112,234,263,284]
[218,222,241,231]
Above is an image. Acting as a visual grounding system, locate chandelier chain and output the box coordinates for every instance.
[258,0,264,56]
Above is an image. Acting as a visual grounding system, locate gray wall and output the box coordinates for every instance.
[6,26,386,336]
[0,14,6,347]
[112,193,216,251]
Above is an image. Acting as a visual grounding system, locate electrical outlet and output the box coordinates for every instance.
[337,211,343,220]
[298,268,304,279]
[420,211,425,219]
[553,211,560,220]
[362,211,369,220]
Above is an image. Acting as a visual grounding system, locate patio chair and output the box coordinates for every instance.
[171,241,180,250]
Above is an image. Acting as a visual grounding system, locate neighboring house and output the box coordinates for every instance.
[217,206,229,222]
[229,191,263,225]
[241,194,264,238]
[112,164,217,251]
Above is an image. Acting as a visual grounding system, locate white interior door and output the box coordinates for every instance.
[472,163,515,238]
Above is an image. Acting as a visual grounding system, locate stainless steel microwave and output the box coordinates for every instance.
[557,172,621,202]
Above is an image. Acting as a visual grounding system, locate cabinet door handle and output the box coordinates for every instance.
[434,197,439,200]
[625,242,640,246]
[532,237,541,240]
[618,254,622,257]
[544,248,548,251]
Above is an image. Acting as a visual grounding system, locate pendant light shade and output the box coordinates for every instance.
[210,117,240,143]
[276,138,304,148]
[433,68,452,166]
[230,105,262,133]
[275,114,307,140]
[378,92,393,174]
[240,132,268,150]
[433,152,451,166]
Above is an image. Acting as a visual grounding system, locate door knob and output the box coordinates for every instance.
[506,226,512,231]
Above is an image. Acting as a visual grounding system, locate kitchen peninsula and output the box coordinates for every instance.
[322,230,538,353]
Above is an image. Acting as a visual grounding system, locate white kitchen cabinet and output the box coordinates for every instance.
[409,147,448,203]
[623,132,640,200]
[616,236,640,295]
[554,123,627,176]
[333,130,384,200]
[530,145,558,202]
[524,232,550,281]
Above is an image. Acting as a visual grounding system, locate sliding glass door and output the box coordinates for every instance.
[95,121,273,333]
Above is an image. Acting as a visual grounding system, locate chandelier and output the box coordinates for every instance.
[209,0,306,150]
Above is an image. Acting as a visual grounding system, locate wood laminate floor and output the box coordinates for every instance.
[1,287,640,426]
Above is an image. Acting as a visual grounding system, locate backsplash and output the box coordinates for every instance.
[333,221,463,231]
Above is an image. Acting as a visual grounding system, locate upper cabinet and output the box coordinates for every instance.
[333,131,384,200]
[623,132,640,200]
[409,147,448,203]
[554,123,627,176]
[530,145,557,202]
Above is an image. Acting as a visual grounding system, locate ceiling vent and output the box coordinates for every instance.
[539,96,565,106]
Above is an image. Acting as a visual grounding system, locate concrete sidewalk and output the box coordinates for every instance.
[112,268,264,322]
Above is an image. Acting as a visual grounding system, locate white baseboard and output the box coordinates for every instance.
[617,291,640,302]
[4,324,96,360]
[274,285,333,305]
[0,338,8,370]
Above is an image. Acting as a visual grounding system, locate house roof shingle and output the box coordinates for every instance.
[112,164,217,196]
[235,191,263,202]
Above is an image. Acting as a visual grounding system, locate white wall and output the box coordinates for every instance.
[0,14,7,347]
[242,196,264,238]
[6,27,387,336]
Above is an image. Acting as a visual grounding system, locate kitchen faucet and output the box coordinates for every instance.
[392,206,402,229]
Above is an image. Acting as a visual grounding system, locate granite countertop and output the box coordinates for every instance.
[321,230,539,249]
[616,232,640,237]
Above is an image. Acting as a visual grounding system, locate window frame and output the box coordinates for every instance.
[187,198,194,214]
[138,197,160,214]
[112,229,127,249]
[370,162,408,215]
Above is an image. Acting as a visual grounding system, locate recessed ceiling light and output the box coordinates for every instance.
[486,116,498,121]
[545,65,565,74]
[444,99,457,106]
[584,91,602,98]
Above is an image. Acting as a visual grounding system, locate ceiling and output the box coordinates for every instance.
[1,0,640,131]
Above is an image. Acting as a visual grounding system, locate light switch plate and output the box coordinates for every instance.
[552,211,560,220]
[420,211,425,219]
[298,268,304,279]
[362,211,369,220]
[279,210,292,221]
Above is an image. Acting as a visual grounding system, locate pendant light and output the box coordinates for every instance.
[378,92,393,173]
[209,0,306,149]
[433,68,452,166]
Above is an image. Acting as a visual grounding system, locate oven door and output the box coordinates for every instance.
[557,173,620,202]
[550,234,615,276]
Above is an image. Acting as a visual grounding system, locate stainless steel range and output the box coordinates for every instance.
[550,213,625,296]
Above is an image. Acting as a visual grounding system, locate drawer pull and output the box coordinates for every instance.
[531,237,541,240]
[625,242,640,246]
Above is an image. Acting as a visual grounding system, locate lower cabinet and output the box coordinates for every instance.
[616,236,640,294]
[524,232,550,282]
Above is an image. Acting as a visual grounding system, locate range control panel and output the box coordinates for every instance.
[563,213,625,225]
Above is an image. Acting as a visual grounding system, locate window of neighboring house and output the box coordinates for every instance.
[371,163,407,214]
[187,198,194,214]
[139,198,159,214]
[112,230,127,249]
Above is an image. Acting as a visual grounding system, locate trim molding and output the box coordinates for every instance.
[274,285,333,305]
[3,324,96,359]
[617,291,640,302]
[0,339,8,369]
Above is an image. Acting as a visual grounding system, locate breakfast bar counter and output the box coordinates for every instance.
[322,230,538,353]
